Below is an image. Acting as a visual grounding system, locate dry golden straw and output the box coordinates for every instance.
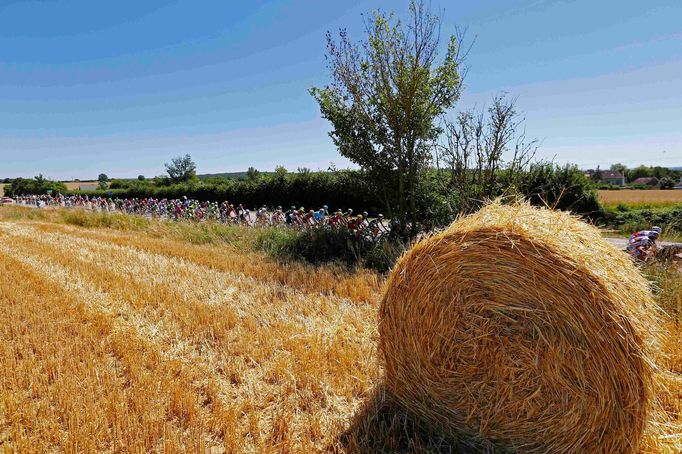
[380,202,666,453]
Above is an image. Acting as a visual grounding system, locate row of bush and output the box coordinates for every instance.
[3,175,67,197]
[603,206,682,236]
[63,164,602,220]
[69,170,386,215]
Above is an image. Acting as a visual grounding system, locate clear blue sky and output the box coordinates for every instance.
[1,0,680,179]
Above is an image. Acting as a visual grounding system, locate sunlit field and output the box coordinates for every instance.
[0,205,680,452]
[599,190,682,209]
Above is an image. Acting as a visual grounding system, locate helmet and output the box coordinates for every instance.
[363,211,368,217]
[651,226,662,235]
[378,214,384,218]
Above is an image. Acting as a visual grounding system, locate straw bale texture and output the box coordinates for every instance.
[379,202,664,453]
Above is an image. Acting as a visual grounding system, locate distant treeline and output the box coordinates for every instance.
[3,175,67,197]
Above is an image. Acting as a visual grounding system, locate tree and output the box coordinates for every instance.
[659,177,675,189]
[591,166,603,182]
[610,163,627,174]
[98,173,109,190]
[435,94,538,215]
[4,175,66,197]
[311,0,464,237]
[137,175,146,181]
[165,154,197,183]
[627,165,652,183]
[275,165,288,185]
[246,167,260,181]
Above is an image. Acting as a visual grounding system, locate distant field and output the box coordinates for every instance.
[599,189,682,208]
[0,181,98,197]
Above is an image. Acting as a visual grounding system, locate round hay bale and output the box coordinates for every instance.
[379,203,664,453]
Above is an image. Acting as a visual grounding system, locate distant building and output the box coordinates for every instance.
[78,183,99,191]
[631,177,659,187]
[584,170,625,186]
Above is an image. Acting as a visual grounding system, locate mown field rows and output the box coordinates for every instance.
[0,217,382,452]
[0,207,681,452]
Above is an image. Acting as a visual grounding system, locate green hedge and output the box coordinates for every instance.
[4,177,67,197]
[66,166,604,223]
[604,206,682,234]
[68,171,386,214]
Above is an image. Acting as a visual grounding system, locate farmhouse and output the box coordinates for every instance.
[584,170,625,186]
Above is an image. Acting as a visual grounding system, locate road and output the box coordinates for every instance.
[4,201,681,250]
[605,237,680,250]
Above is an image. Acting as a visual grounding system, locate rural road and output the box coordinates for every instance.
[4,201,680,251]
[605,238,680,250]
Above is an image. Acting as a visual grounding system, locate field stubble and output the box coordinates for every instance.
[0,206,680,452]
[599,189,682,209]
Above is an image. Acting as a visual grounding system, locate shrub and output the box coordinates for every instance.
[4,176,67,197]
[606,206,682,234]
[517,163,602,217]
[253,226,406,271]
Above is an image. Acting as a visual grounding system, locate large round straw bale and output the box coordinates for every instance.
[379,203,663,453]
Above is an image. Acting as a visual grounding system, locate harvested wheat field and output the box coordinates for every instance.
[0,206,681,452]
[599,190,682,208]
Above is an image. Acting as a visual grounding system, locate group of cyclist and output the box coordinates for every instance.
[12,194,392,241]
[626,226,662,262]
[10,194,671,258]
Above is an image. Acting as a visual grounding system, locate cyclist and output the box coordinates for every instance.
[284,206,296,226]
[313,207,326,225]
[271,206,285,225]
[256,205,269,227]
[368,214,388,239]
[329,210,344,227]
[627,226,661,261]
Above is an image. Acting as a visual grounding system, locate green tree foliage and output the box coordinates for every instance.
[434,93,538,217]
[311,0,463,236]
[68,170,384,214]
[4,175,67,196]
[610,163,627,174]
[518,163,602,217]
[659,177,676,190]
[98,173,109,190]
[137,175,146,181]
[246,167,260,181]
[626,165,652,183]
[591,165,603,182]
[165,154,197,183]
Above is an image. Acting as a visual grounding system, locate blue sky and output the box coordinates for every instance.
[0,0,680,179]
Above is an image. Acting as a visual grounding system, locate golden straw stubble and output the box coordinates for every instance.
[379,203,665,453]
